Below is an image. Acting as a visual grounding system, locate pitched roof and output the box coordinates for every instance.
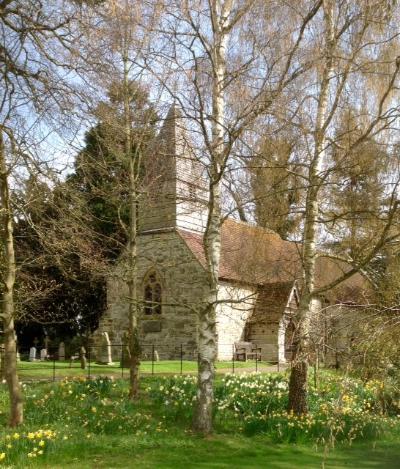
[178,219,301,285]
[251,281,298,321]
[178,218,368,301]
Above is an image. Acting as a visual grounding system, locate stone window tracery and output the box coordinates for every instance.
[144,272,162,315]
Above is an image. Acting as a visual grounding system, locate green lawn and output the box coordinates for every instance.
[0,374,398,468]
[28,433,400,468]
[16,360,274,380]
[2,423,399,468]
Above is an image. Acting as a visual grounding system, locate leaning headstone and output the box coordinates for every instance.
[40,349,47,361]
[154,350,160,362]
[29,347,36,362]
[16,351,20,363]
[58,342,65,361]
[80,346,87,370]
[97,332,113,365]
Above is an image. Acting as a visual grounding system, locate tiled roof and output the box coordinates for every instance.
[178,219,301,285]
[178,218,368,301]
[251,281,298,321]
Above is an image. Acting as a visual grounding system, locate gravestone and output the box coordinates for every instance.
[97,332,113,365]
[29,347,36,361]
[40,349,47,361]
[80,346,87,370]
[58,342,65,361]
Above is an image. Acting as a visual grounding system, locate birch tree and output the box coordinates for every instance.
[287,0,400,414]
[151,0,324,433]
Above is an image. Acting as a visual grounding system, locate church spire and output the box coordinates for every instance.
[156,103,183,160]
[139,103,208,234]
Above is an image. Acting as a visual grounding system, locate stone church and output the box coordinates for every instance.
[94,105,368,364]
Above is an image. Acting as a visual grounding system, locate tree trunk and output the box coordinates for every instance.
[0,130,23,426]
[194,176,221,433]
[287,0,335,414]
[193,0,229,434]
[122,48,141,400]
[193,303,217,434]
[288,295,312,414]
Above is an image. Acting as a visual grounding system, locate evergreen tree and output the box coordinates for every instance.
[68,81,158,259]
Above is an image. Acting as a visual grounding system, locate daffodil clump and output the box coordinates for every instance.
[23,377,156,435]
[0,376,169,466]
[150,372,400,444]
[0,428,57,464]
[148,375,198,420]
[216,373,288,415]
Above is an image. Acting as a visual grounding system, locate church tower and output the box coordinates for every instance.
[139,105,208,233]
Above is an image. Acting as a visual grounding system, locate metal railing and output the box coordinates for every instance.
[0,343,281,382]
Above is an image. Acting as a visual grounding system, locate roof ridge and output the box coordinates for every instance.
[223,217,280,236]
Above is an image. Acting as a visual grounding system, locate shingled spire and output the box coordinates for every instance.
[139,104,208,233]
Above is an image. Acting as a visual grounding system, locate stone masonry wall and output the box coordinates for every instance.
[93,229,209,361]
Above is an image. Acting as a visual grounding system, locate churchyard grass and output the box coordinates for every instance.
[16,360,266,380]
[0,372,398,467]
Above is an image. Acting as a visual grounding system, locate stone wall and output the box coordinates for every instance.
[93,229,209,361]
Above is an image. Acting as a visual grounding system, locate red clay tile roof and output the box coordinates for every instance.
[178,219,301,285]
[250,281,298,322]
[178,218,368,301]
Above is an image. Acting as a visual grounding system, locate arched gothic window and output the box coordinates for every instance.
[144,272,162,315]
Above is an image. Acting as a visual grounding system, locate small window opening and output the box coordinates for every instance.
[144,272,162,315]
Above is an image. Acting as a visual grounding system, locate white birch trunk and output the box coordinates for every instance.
[193,0,230,434]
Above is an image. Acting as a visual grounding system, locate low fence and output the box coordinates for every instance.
[0,343,284,383]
